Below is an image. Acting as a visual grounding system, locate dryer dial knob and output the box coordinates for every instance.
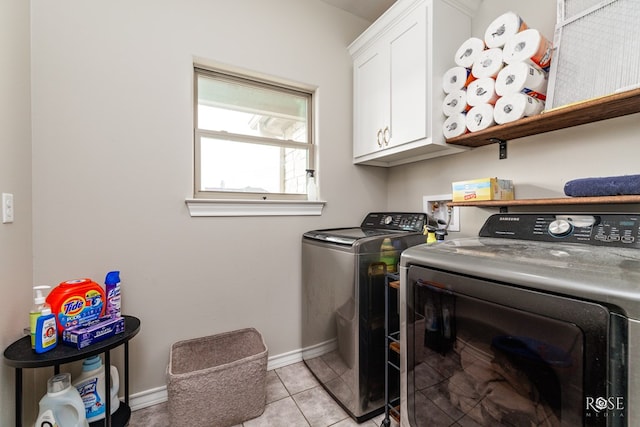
[384,215,393,225]
[549,219,572,237]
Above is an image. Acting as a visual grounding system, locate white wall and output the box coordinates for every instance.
[30,0,387,405]
[0,1,33,426]
[388,0,640,234]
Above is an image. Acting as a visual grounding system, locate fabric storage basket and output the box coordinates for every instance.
[167,328,268,427]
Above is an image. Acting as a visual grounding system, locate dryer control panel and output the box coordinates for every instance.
[479,213,640,248]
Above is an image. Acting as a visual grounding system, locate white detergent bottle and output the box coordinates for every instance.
[72,355,120,422]
[35,373,89,427]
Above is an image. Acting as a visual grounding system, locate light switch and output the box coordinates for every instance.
[2,193,14,223]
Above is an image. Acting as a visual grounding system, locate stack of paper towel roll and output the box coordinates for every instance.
[442,11,553,139]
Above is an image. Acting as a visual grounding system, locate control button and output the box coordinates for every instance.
[621,236,635,243]
[548,219,572,237]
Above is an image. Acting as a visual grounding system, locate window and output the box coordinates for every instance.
[194,66,314,202]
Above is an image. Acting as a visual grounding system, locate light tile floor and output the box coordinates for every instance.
[129,361,400,427]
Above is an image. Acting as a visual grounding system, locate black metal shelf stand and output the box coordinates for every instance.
[3,315,141,427]
[381,272,400,427]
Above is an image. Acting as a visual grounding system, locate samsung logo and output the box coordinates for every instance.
[499,217,520,221]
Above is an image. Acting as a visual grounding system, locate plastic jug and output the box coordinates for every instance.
[35,373,89,427]
[379,237,398,273]
[73,355,120,422]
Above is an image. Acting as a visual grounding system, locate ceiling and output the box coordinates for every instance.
[320,0,397,22]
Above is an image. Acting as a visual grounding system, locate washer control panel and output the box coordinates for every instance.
[361,212,426,232]
[479,213,640,248]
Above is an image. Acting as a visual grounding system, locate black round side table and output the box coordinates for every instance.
[3,315,140,427]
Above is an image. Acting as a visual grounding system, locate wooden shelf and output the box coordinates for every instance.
[448,195,640,208]
[445,88,640,148]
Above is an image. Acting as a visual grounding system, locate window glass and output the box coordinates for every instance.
[194,68,313,200]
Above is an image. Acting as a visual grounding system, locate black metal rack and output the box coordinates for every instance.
[381,273,401,426]
[3,315,141,427]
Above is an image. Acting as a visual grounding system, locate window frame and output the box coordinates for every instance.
[193,66,315,202]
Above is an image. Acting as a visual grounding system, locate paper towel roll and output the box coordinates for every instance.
[503,29,553,71]
[495,62,547,99]
[454,37,486,69]
[443,113,467,139]
[467,77,499,106]
[471,48,504,79]
[484,12,528,48]
[442,66,475,93]
[443,90,470,116]
[494,93,545,124]
[466,104,495,132]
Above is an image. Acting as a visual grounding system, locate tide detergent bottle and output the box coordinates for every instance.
[73,355,120,422]
[46,278,106,334]
[36,373,89,427]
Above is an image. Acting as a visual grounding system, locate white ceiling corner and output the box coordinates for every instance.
[320,0,398,22]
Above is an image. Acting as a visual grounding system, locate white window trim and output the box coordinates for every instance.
[185,198,325,217]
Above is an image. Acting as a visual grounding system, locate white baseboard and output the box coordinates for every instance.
[265,347,304,370]
[129,386,168,411]
[130,345,317,411]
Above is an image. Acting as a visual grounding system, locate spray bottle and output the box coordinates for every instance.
[306,169,318,201]
[105,271,121,318]
[30,286,58,353]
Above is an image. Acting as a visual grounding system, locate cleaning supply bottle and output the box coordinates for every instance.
[30,286,58,353]
[379,237,398,273]
[30,285,49,348]
[424,225,437,244]
[306,169,318,201]
[105,271,121,318]
[46,278,106,334]
[36,373,89,427]
[73,355,120,422]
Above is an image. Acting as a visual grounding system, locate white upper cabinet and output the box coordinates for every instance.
[349,0,476,167]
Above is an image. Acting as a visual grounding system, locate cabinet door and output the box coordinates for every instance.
[353,46,390,158]
[388,2,427,148]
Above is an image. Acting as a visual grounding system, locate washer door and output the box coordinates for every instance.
[405,265,627,427]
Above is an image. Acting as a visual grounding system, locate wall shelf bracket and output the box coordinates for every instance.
[489,138,508,159]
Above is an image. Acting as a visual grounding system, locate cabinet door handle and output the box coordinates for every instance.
[377,129,383,147]
[383,126,390,146]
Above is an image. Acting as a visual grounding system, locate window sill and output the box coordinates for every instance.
[185,198,325,217]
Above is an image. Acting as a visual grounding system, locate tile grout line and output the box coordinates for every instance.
[275,365,354,427]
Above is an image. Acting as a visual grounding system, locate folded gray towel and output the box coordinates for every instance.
[564,174,640,197]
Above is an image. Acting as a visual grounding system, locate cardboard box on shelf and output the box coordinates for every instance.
[452,178,514,202]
